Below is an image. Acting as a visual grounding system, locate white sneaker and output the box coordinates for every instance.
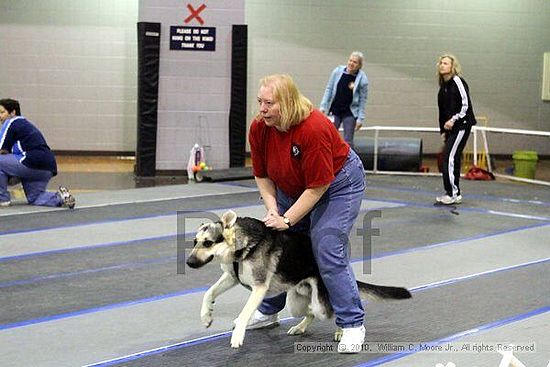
[235,310,279,330]
[436,194,462,205]
[58,186,76,209]
[0,201,11,207]
[337,325,365,353]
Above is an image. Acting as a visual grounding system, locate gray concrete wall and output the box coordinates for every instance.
[0,0,138,151]
[0,1,548,165]
[246,0,550,155]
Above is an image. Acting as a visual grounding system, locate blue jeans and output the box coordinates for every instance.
[333,115,357,149]
[0,154,62,206]
[258,150,366,328]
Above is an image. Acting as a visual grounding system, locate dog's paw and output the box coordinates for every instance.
[200,306,213,327]
[230,326,246,348]
[200,299,215,327]
[287,324,306,335]
[333,327,343,342]
[200,307,213,327]
[286,323,307,335]
[201,313,213,328]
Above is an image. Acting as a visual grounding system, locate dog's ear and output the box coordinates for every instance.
[221,210,237,229]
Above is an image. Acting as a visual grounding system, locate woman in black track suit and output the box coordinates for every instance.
[436,54,477,205]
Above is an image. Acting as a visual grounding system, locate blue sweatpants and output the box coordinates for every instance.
[0,154,62,206]
[333,115,357,149]
[258,149,366,328]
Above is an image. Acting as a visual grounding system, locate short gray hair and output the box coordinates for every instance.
[350,51,364,68]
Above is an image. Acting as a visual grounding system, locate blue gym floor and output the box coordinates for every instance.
[0,175,548,367]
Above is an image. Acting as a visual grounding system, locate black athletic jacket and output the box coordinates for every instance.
[437,75,477,134]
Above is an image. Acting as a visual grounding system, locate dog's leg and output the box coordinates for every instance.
[231,284,268,348]
[286,287,314,336]
[287,312,315,336]
[201,272,238,327]
[334,327,343,342]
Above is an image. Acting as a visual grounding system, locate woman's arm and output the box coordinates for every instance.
[356,73,369,123]
[449,76,469,124]
[263,184,330,231]
[320,67,340,113]
[254,176,278,212]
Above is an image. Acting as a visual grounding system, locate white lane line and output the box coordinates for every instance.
[486,210,549,221]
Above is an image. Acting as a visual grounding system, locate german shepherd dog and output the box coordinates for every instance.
[186,210,411,348]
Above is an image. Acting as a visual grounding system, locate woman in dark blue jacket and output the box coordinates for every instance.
[436,54,477,205]
[0,98,75,208]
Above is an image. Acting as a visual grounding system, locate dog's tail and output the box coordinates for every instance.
[357,281,412,301]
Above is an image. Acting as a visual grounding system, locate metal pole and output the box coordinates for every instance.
[473,129,478,166]
[482,129,492,172]
[373,128,379,173]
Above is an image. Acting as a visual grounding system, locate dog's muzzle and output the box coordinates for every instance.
[186,254,214,268]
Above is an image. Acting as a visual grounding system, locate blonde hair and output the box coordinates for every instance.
[437,53,462,86]
[256,74,312,131]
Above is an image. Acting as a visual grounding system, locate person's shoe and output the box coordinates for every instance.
[436,194,462,205]
[0,201,11,207]
[235,310,280,330]
[337,325,366,353]
[58,186,76,209]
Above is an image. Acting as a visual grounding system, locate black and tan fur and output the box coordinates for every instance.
[186,210,411,348]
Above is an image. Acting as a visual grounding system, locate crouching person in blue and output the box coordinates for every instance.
[0,98,75,208]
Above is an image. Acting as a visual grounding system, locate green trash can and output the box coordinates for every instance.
[512,151,538,179]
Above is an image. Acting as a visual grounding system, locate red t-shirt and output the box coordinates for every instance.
[249,109,350,198]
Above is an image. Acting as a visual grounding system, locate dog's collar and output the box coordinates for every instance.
[232,261,252,291]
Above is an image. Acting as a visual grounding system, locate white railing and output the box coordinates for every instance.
[471,126,550,186]
[357,125,550,186]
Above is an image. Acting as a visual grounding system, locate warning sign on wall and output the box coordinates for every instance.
[170,26,216,51]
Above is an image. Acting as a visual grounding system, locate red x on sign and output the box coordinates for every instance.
[184,3,206,25]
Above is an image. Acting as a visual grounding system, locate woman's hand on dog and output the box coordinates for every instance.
[263,208,289,231]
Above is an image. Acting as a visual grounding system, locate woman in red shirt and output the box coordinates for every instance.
[248,74,366,352]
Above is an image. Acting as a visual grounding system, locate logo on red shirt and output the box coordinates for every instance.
[291,144,301,159]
